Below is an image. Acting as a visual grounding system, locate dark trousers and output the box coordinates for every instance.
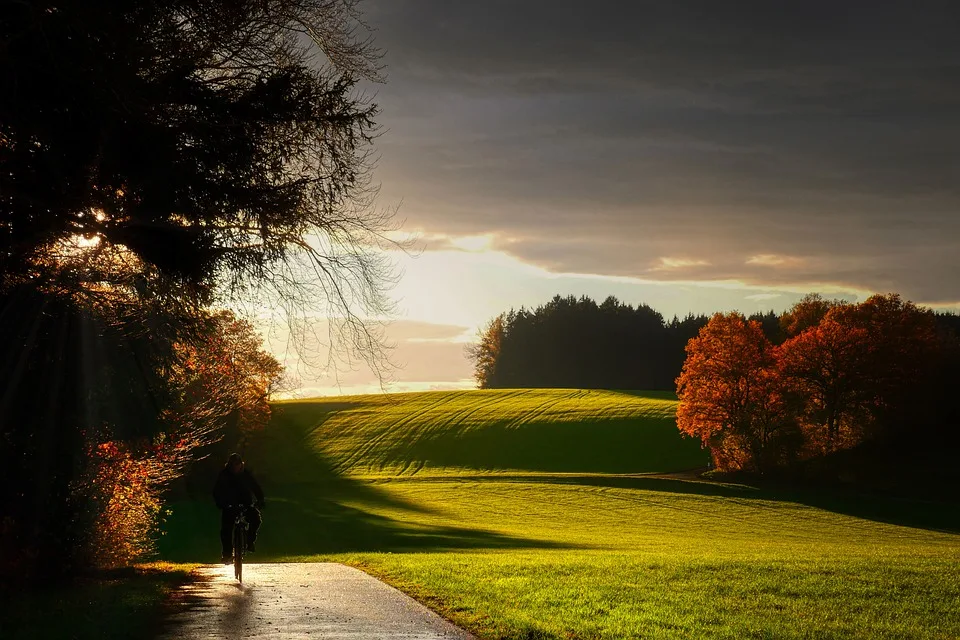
[220,506,262,555]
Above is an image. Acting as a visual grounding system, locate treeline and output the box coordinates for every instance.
[470,294,779,390]
[469,293,960,486]
[469,294,960,395]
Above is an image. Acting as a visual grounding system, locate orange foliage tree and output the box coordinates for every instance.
[680,294,949,478]
[166,311,284,447]
[779,294,943,456]
[74,310,283,568]
[779,293,842,339]
[778,316,872,453]
[824,294,941,442]
[676,313,797,472]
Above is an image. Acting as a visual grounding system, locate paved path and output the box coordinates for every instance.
[159,563,473,640]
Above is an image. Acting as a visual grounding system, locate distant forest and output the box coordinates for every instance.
[468,294,960,391]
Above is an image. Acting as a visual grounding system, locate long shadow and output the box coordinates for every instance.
[392,417,708,474]
[387,473,960,535]
[160,403,567,562]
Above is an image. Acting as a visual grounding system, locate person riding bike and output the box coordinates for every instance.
[213,453,265,563]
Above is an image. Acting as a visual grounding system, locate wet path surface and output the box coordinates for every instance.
[159,563,473,639]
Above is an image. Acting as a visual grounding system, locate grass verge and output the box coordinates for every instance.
[1,562,197,640]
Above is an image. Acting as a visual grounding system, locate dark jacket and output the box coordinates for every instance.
[213,467,265,509]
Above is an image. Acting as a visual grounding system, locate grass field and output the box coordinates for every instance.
[1,563,196,640]
[160,389,960,639]
[268,389,704,476]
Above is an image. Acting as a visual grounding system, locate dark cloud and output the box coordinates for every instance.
[364,0,960,302]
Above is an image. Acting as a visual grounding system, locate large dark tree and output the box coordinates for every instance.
[1,0,392,321]
[0,0,390,578]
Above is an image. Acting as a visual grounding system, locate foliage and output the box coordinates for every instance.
[1,0,380,578]
[779,293,843,338]
[678,294,958,474]
[465,314,505,388]
[76,442,168,568]
[467,295,792,391]
[468,295,709,390]
[68,310,283,568]
[166,310,284,445]
[0,283,282,576]
[778,317,873,453]
[676,313,798,472]
[1,0,392,318]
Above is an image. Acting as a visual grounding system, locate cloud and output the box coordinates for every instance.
[363,0,960,303]
[652,257,711,272]
[746,255,805,268]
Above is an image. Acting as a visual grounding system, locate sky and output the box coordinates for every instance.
[279,0,960,396]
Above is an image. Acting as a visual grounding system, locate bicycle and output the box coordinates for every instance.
[227,503,253,582]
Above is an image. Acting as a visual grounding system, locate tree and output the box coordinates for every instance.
[467,314,506,389]
[166,311,284,445]
[1,0,382,577]
[676,313,796,472]
[780,294,843,338]
[779,317,872,453]
[779,294,943,456]
[466,295,681,391]
[829,294,942,442]
[748,310,785,344]
[1,0,394,343]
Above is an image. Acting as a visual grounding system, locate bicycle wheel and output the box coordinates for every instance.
[233,525,244,582]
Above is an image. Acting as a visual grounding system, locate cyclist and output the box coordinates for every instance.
[213,453,265,563]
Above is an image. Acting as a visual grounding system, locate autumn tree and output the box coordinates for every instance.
[167,311,284,445]
[72,310,283,568]
[467,314,506,388]
[779,294,943,456]
[829,294,941,442]
[779,316,872,453]
[676,313,797,472]
[779,294,843,338]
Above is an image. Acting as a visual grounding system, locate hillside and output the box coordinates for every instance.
[263,388,707,477]
[159,389,960,639]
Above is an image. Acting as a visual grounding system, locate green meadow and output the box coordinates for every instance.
[160,389,960,639]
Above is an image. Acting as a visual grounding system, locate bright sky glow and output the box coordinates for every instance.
[272,240,873,397]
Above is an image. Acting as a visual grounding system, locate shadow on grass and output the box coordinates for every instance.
[0,565,192,640]
[269,393,707,476]
[160,404,568,562]
[390,473,960,535]
[390,417,707,475]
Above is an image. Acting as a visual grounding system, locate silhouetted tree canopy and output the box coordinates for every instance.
[1,0,392,320]
[469,295,711,390]
[0,0,388,579]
